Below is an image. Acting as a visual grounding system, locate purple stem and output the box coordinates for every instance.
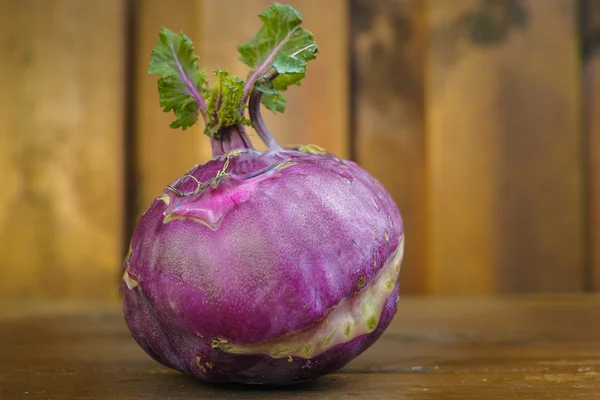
[249,88,281,151]
[169,43,207,119]
[210,124,255,157]
[236,124,254,149]
[211,135,225,157]
[242,26,299,101]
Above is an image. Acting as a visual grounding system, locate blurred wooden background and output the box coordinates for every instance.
[0,0,599,301]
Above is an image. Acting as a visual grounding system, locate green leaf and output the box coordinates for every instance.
[272,44,318,75]
[171,101,200,130]
[254,80,286,113]
[261,92,287,113]
[149,27,208,130]
[237,3,318,113]
[272,72,305,92]
[254,80,279,95]
[205,69,251,137]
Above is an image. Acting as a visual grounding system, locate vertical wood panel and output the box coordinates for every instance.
[0,0,125,300]
[351,0,427,293]
[198,0,349,157]
[426,0,497,294]
[134,0,211,220]
[584,0,600,290]
[426,0,584,293]
[493,1,583,293]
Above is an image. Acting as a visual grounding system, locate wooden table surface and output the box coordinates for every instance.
[1,295,599,399]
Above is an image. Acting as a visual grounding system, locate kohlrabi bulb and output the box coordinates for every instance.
[122,3,404,386]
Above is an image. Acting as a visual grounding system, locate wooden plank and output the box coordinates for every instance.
[2,296,600,399]
[351,0,427,293]
[197,0,349,157]
[583,0,600,291]
[0,0,125,300]
[133,0,211,220]
[425,0,584,293]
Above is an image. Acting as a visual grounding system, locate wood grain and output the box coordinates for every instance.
[351,0,427,294]
[584,0,600,291]
[133,0,211,221]
[2,296,600,399]
[197,0,349,156]
[425,0,584,293]
[0,0,125,300]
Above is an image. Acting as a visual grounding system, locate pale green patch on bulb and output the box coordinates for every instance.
[320,331,335,349]
[224,149,247,157]
[156,193,171,206]
[211,337,229,349]
[357,276,365,287]
[196,356,207,373]
[273,161,297,171]
[386,278,395,290]
[162,213,222,230]
[300,343,314,358]
[217,235,405,359]
[122,270,139,289]
[366,315,378,331]
[298,144,326,155]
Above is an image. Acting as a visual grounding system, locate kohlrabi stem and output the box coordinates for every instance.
[236,124,254,149]
[242,26,299,102]
[249,88,282,152]
[210,124,254,157]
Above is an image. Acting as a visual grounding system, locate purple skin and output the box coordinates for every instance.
[122,147,403,385]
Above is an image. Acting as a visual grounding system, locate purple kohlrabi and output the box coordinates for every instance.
[121,3,404,386]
